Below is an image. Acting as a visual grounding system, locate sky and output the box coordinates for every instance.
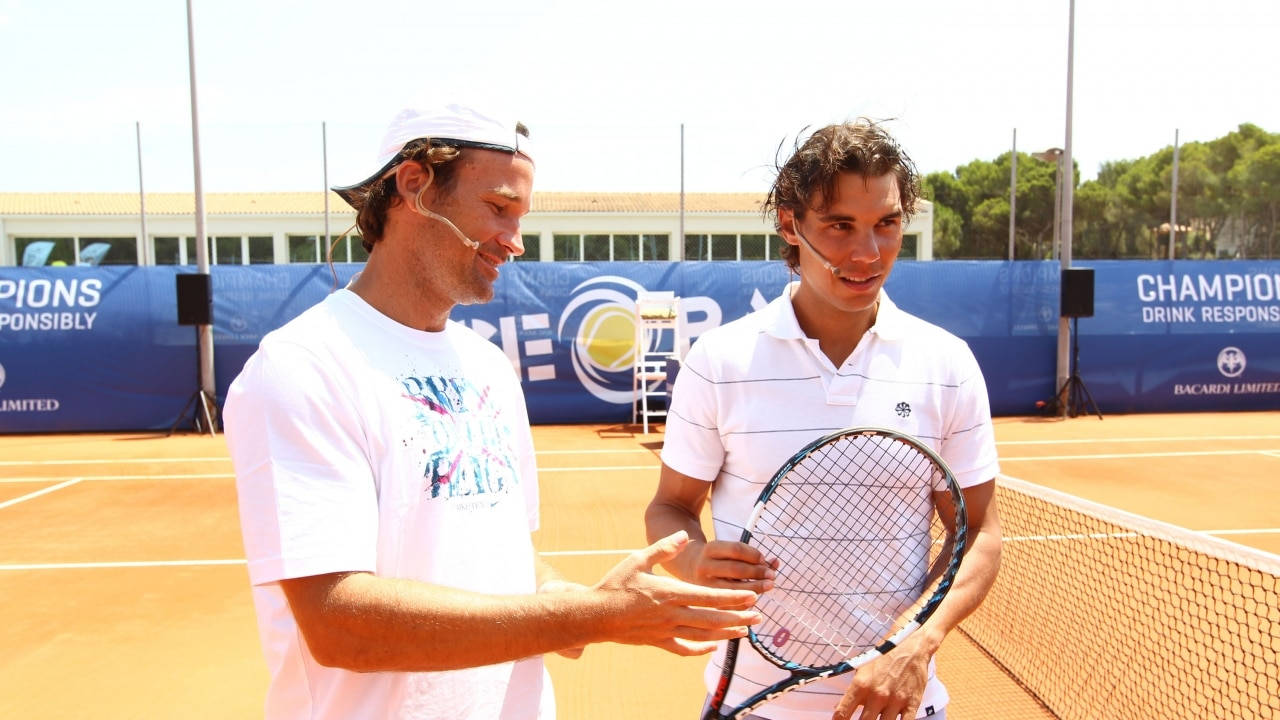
[1,0,1277,195]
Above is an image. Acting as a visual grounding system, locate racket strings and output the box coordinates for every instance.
[748,433,952,669]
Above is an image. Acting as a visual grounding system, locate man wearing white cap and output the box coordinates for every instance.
[224,103,762,720]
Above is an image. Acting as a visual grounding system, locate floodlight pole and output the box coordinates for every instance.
[136,121,148,263]
[1009,128,1017,261]
[186,0,216,429]
[679,123,685,260]
[323,121,331,254]
[1056,0,1077,417]
[1169,128,1180,259]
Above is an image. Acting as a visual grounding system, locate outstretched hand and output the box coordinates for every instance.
[594,531,763,656]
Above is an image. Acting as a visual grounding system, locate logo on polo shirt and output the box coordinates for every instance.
[895,401,911,418]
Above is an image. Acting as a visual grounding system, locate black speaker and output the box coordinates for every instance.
[1060,267,1095,318]
[176,273,213,325]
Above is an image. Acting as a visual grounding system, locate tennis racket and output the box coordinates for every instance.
[703,427,968,720]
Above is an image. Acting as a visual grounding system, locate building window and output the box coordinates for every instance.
[553,234,581,262]
[899,234,919,261]
[740,234,767,260]
[154,237,182,265]
[684,234,708,261]
[552,233,671,262]
[582,234,610,261]
[79,238,138,265]
[711,234,737,261]
[683,233,780,261]
[16,238,75,266]
[641,234,669,261]
[613,234,640,261]
[16,237,138,266]
[213,236,243,265]
[289,234,367,264]
[248,236,274,264]
[513,234,540,261]
[289,235,319,263]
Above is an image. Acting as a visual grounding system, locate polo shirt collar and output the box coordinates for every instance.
[763,280,909,342]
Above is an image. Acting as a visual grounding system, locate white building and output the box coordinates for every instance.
[0,192,933,266]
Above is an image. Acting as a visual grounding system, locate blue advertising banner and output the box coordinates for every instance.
[0,260,1276,432]
[1072,260,1280,412]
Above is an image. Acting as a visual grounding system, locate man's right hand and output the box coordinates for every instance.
[592,531,765,656]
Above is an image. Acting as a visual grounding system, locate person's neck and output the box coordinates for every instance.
[349,250,453,333]
[790,287,879,367]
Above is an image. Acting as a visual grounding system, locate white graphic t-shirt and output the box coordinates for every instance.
[225,289,549,720]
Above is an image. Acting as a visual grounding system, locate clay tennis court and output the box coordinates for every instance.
[1,411,1277,719]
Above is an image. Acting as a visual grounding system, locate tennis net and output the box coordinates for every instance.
[960,475,1279,720]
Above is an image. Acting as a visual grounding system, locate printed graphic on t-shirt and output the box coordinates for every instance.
[399,374,518,503]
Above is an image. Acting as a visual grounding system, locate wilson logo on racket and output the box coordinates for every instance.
[703,427,968,720]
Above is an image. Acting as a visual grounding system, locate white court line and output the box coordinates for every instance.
[3,473,236,484]
[1006,528,1280,543]
[0,559,246,571]
[0,478,82,509]
[1000,448,1278,462]
[0,550,633,572]
[0,456,232,467]
[540,465,659,472]
[536,449,655,456]
[998,434,1280,446]
[5,448,1277,483]
[0,449,655,466]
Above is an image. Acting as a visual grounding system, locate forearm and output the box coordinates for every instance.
[908,521,1002,655]
[644,501,707,582]
[288,572,614,672]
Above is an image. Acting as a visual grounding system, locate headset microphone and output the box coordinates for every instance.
[792,218,843,279]
[414,185,480,250]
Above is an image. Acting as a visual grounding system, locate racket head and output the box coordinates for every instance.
[741,426,968,674]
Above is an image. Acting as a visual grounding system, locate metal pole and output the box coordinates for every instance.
[186,0,216,421]
[1057,0,1077,416]
[1170,128,1180,259]
[679,123,685,260]
[1009,128,1017,261]
[136,121,148,264]
[1052,157,1062,260]
[323,121,331,258]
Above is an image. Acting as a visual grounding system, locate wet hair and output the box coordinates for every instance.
[764,119,921,270]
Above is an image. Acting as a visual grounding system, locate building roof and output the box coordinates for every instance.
[0,192,775,216]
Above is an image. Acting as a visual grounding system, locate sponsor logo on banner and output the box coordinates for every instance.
[1137,271,1280,324]
[0,363,62,413]
[557,276,651,404]
[1173,346,1280,397]
[0,276,101,332]
[551,275,724,405]
[1217,347,1245,378]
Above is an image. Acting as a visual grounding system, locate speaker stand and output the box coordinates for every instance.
[168,389,218,437]
[1055,316,1103,420]
[167,325,218,437]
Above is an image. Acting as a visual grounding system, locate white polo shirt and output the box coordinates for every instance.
[661,283,999,720]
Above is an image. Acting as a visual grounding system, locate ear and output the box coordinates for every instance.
[392,160,436,206]
[777,208,801,247]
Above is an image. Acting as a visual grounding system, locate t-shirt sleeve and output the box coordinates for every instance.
[659,340,725,482]
[224,340,379,586]
[940,344,1001,489]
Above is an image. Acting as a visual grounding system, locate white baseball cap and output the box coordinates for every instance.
[332,102,533,207]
